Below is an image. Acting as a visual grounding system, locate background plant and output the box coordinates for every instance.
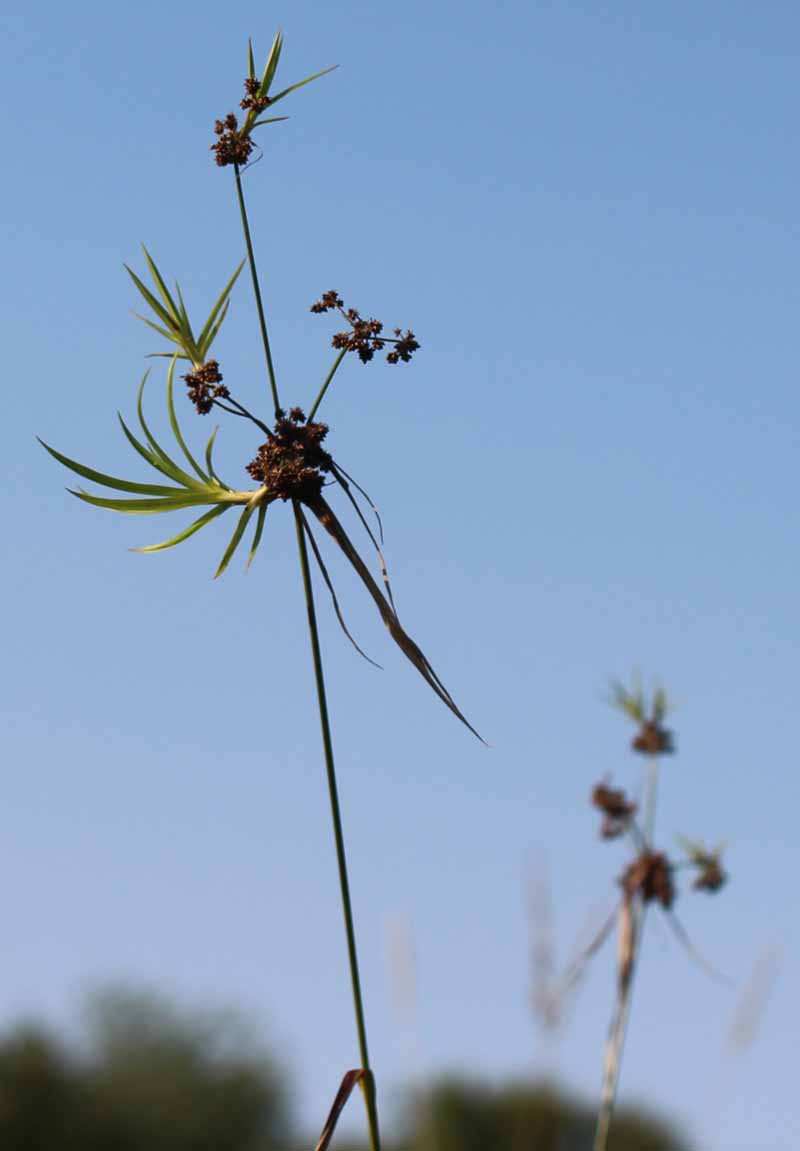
[550,678,730,1151]
[0,990,691,1151]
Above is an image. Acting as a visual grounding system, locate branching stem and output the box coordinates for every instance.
[308,348,348,421]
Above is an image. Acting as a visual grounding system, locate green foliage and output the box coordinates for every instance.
[126,248,244,365]
[406,1079,691,1151]
[39,361,269,574]
[0,1030,84,1151]
[0,989,287,1151]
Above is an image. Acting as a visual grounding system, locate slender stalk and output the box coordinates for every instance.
[308,347,348,421]
[593,757,660,1151]
[212,394,273,436]
[233,163,281,415]
[231,159,379,1149]
[643,757,659,846]
[293,501,381,1151]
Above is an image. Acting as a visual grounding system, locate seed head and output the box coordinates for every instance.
[211,112,255,167]
[246,408,333,502]
[241,76,271,115]
[621,850,674,909]
[311,291,419,365]
[183,361,228,415]
[591,781,637,839]
[682,841,728,894]
[632,719,675,757]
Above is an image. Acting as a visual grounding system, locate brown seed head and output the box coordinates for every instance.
[591,781,637,840]
[183,361,227,415]
[632,719,675,757]
[246,408,333,502]
[210,112,256,167]
[311,291,419,365]
[621,850,675,909]
[693,858,727,892]
[240,76,271,115]
[310,290,344,314]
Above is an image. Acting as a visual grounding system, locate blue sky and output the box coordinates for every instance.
[3,2,799,1147]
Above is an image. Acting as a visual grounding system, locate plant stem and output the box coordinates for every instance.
[308,348,348,421]
[293,501,381,1151]
[593,756,660,1151]
[233,163,281,415]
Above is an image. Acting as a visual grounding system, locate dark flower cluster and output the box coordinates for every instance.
[386,329,420,364]
[311,291,419,365]
[632,718,675,757]
[240,76,271,115]
[621,850,675,909]
[246,407,333,502]
[591,781,637,839]
[183,361,229,415]
[211,113,254,167]
[686,847,727,893]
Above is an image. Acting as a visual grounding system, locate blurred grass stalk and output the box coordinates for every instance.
[593,755,660,1151]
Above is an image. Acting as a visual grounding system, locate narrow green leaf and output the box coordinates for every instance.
[201,301,230,361]
[214,503,256,578]
[301,509,380,667]
[38,438,186,497]
[165,355,210,482]
[197,259,245,354]
[268,65,338,106]
[309,494,486,742]
[69,489,217,514]
[125,264,178,332]
[204,426,229,489]
[136,376,210,492]
[133,505,229,552]
[133,312,184,346]
[173,280,198,354]
[246,501,268,568]
[140,245,181,324]
[260,29,284,96]
[247,38,256,81]
[118,411,171,476]
[250,116,290,128]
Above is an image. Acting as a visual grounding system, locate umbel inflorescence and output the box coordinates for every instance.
[311,291,420,365]
[245,408,333,503]
[590,681,727,911]
[40,34,480,744]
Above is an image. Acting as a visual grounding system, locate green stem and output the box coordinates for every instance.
[308,347,348,421]
[233,163,281,415]
[292,502,381,1151]
[594,756,660,1151]
[643,756,659,847]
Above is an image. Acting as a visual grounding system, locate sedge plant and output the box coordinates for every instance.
[40,33,482,1151]
[540,679,729,1151]
[588,680,728,1151]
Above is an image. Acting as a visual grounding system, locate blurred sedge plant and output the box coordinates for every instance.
[540,678,729,1151]
[40,34,482,1151]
